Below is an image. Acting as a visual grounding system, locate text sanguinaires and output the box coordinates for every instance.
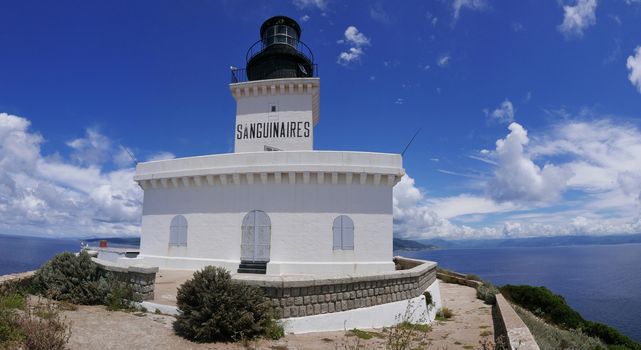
[236,121,310,140]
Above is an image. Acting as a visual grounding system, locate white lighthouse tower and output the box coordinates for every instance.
[133,16,405,276]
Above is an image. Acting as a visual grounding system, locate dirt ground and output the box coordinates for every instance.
[61,281,494,350]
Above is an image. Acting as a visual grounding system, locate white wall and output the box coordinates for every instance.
[138,181,395,274]
[235,91,314,152]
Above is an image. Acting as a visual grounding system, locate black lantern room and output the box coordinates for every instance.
[244,16,315,81]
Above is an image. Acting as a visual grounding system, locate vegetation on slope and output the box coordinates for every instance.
[501,285,641,350]
[512,303,605,350]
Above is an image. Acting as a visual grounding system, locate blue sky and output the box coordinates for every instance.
[1,0,641,239]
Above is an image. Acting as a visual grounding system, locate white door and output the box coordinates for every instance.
[241,210,271,262]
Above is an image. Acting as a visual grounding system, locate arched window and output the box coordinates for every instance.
[241,210,271,262]
[169,215,188,246]
[333,215,354,250]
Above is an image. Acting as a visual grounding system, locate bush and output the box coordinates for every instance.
[476,283,499,305]
[31,252,141,312]
[32,251,104,304]
[0,287,70,350]
[173,266,277,343]
[18,299,71,350]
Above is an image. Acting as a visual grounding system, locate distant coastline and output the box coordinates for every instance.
[414,233,641,249]
[392,237,438,251]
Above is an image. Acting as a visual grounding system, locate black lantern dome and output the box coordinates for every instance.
[245,16,315,81]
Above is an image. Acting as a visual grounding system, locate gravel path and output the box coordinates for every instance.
[62,280,493,350]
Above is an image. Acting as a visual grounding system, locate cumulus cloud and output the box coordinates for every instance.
[0,112,146,237]
[486,99,515,123]
[394,117,641,240]
[487,123,571,203]
[627,46,641,94]
[337,26,370,66]
[530,119,641,202]
[558,0,597,39]
[452,0,488,22]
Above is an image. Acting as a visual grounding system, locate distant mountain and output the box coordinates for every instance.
[393,238,438,251]
[416,233,641,249]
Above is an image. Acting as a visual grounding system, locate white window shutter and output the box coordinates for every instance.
[332,216,342,250]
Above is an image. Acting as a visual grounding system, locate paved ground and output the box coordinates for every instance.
[62,280,493,350]
[153,269,194,306]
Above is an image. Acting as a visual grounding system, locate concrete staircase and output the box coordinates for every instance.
[237,261,267,274]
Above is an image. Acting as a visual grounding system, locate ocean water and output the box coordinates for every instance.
[400,244,641,343]
[0,235,80,275]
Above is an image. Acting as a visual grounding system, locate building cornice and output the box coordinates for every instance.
[134,151,404,189]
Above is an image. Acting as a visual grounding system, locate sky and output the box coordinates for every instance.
[1,0,641,239]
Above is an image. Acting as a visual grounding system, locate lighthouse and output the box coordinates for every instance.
[119,16,441,332]
[133,16,405,276]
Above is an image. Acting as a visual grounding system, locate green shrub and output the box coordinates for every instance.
[501,285,641,350]
[173,266,276,343]
[32,252,141,311]
[32,251,104,304]
[476,283,499,305]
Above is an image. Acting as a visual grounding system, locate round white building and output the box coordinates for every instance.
[133,16,405,276]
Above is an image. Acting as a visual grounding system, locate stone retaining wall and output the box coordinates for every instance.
[92,258,158,301]
[495,294,540,350]
[0,271,35,290]
[235,257,437,319]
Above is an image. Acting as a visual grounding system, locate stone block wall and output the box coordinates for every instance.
[236,257,437,319]
[92,258,158,301]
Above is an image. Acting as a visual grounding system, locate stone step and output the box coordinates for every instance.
[237,267,267,274]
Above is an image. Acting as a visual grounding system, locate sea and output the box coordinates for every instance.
[400,243,641,343]
[0,234,639,342]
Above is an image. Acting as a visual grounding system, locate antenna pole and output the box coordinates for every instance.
[121,145,138,165]
[401,128,422,156]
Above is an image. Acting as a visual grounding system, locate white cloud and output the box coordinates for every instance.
[452,0,488,22]
[487,123,571,203]
[337,48,364,65]
[558,0,597,39]
[146,152,175,162]
[0,112,148,237]
[530,119,641,199]
[394,117,641,240]
[292,0,327,10]
[437,55,450,67]
[337,26,370,66]
[627,46,641,94]
[487,99,515,123]
[300,15,311,22]
[67,128,111,166]
[343,26,370,46]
